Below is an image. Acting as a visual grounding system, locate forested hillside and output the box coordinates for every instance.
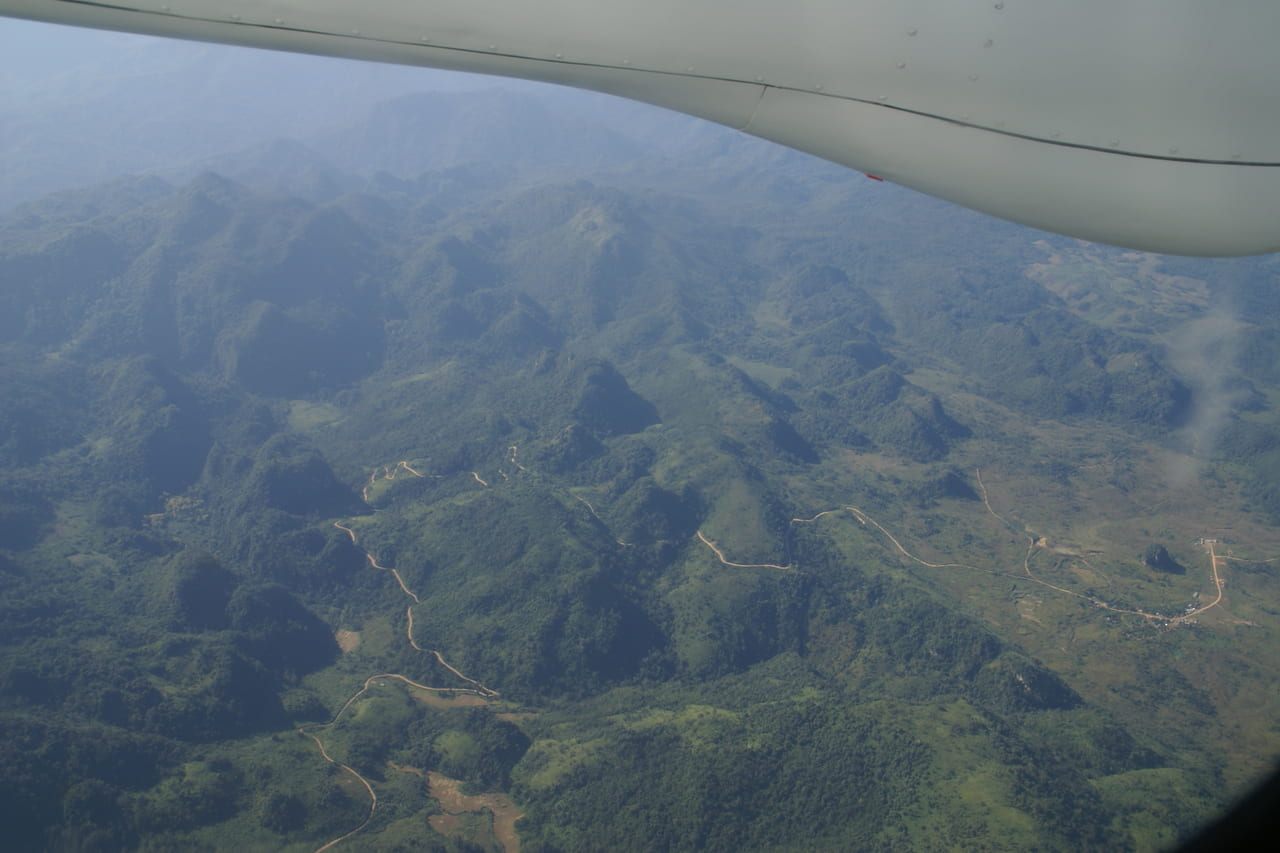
[2,50,1280,853]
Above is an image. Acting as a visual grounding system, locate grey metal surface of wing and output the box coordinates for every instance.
[2,0,1278,256]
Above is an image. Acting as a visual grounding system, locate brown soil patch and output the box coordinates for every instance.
[429,814,464,836]
[335,630,361,653]
[428,771,523,853]
[496,711,537,724]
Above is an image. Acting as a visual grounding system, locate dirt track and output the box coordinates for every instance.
[304,464,503,852]
[695,530,792,571]
[796,474,1212,624]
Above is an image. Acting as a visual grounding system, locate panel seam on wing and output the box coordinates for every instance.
[738,84,770,133]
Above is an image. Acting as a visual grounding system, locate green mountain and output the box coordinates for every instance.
[1,89,1279,853]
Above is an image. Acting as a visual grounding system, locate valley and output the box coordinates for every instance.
[0,47,1278,850]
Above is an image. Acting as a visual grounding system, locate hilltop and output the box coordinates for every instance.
[1,67,1279,852]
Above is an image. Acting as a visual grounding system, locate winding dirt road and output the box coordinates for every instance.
[695,530,793,571]
[306,464,501,852]
[366,552,420,604]
[361,460,427,501]
[574,493,631,547]
[796,483,1205,624]
[319,460,1250,850]
[974,469,1229,623]
[843,507,970,570]
[301,729,378,853]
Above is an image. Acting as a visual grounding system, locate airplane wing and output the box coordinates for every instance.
[3,0,1278,256]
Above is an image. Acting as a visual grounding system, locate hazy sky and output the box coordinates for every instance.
[0,17,553,206]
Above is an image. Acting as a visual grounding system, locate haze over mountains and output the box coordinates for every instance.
[3,19,1280,853]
